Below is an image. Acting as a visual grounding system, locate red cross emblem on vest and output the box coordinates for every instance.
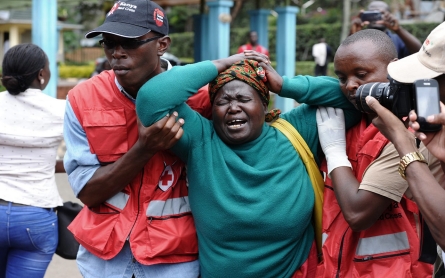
[158,165,175,191]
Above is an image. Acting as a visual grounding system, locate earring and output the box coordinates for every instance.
[40,79,45,85]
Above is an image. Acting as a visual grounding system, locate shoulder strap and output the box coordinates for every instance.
[271,118,324,256]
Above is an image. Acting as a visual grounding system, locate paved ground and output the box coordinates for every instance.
[45,173,82,278]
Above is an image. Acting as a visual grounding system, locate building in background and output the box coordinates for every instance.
[0,8,82,64]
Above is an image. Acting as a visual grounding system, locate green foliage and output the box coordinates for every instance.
[402,22,440,42]
[59,64,94,79]
[168,32,194,58]
[286,61,336,77]
[293,23,342,61]
[169,22,438,64]
[168,5,199,33]
[269,61,314,76]
[298,8,343,25]
[63,31,81,53]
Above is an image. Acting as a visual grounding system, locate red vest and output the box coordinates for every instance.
[317,117,432,277]
[67,70,210,264]
[237,43,269,57]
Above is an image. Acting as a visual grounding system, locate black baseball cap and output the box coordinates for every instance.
[85,0,169,39]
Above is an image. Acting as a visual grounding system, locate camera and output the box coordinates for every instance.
[355,77,441,132]
[360,11,382,22]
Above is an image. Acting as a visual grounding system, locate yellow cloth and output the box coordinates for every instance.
[271,118,324,256]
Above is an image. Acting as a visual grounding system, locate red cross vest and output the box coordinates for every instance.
[316,117,432,277]
[67,70,210,264]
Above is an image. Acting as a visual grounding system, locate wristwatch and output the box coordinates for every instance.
[398,151,428,180]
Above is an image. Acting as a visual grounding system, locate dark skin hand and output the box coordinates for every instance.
[366,95,445,250]
[78,113,184,207]
[55,160,65,173]
[212,50,284,94]
[255,61,284,94]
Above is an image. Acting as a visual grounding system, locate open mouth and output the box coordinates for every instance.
[227,119,247,129]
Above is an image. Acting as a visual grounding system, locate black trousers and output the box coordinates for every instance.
[315,64,328,76]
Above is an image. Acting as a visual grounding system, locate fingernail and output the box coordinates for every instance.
[166,113,170,117]
[178,119,184,125]
[427,115,434,122]
[173,111,178,117]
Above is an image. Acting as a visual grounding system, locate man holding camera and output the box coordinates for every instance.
[350,0,421,59]
[364,21,445,276]
[314,28,444,277]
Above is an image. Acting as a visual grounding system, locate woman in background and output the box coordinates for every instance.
[0,43,65,278]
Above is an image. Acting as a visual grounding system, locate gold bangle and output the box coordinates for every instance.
[398,151,428,180]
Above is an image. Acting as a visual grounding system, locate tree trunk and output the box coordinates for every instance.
[231,0,245,23]
[341,0,351,43]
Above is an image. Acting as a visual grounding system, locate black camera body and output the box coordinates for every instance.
[360,11,382,22]
[355,77,441,133]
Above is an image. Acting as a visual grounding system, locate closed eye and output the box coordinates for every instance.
[357,72,367,79]
[336,75,347,84]
[215,99,230,106]
[238,97,252,103]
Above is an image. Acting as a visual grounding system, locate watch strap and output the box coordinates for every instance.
[398,151,428,180]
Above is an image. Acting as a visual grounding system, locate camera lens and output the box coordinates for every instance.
[355,82,391,113]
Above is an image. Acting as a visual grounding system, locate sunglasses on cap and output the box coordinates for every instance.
[99,36,162,50]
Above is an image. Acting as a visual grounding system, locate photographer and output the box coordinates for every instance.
[315,28,444,277]
[364,21,445,268]
[350,1,421,58]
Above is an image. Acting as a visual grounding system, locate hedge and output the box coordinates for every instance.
[169,22,440,62]
[59,64,95,79]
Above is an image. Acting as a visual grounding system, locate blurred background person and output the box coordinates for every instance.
[0,43,66,277]
[312,38,333,76]
[350,0,421,59]
[237,30,269,57]
[90,57,111,77]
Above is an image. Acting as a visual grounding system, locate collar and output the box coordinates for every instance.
[114,77,135,103]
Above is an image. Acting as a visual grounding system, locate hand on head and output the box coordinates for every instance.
[243,50,283,93]
[213,51,282,94]
[242,50,269,64]
[214,50,269,72]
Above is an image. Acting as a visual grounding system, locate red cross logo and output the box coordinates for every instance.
[158,165,175,191]
[108,2,120,16]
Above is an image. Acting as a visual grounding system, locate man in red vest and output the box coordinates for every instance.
[63,0,210,277]
[314,28,443,277]
[237,31,269,57]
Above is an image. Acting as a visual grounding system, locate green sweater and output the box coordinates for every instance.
[136,61,360,278]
